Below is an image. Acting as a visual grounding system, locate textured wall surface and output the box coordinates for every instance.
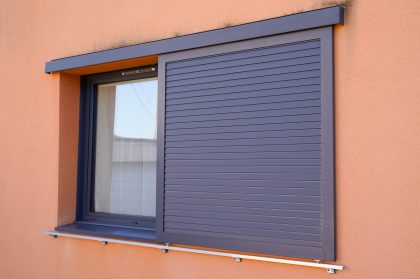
[0,0,420,278]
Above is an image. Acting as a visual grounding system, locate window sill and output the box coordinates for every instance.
[55,222,157,242]
[46,229,344,274]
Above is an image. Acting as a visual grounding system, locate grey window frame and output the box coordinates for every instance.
[75,65,158,230]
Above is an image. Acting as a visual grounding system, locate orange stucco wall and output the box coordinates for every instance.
[1,0,420,278]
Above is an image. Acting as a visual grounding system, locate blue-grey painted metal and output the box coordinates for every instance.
[157,27,335,260]
[44,6,344,73]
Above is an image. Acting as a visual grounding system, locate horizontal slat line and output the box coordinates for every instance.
[166,146,321,154]
[166,58,321,82]
[165,189,321,196]
[165,185,322,191]
[166,52,321,77]
[164,221,321,237]
[166,93,321,112]
[166,136,321,147]
[165,176,320,184]
[164,210,320,220]
[165,118,320,133]
[166,48,321,75]
[165,178,320,181]
[165,165,320,169]
[165,104,321,120]
[165,202,320,211]
[166,132,320,142]
[166,40,320,69]
[165,85,320,105]
[166,90,320,108]
[166,132,321,140]
[164,215,320,231]
[166,75,321,96]
[166,71,321,94]
[165,153,321,160]
[165,171,320,175]
[165,201,322,213]
[165,197,321,207]
[164,223,322,242]
[166,65,321,88]
[165,79,321,100]
[165,209,321,221]
[166,96,321,114]
[166,117,320,130]
[165,99,321,117]
[166,107,320,123]
[165,179,320,188]
[165,203,319,213]
[166,158,320,162]
[165,192,321,204]
[166,163,321,169]
[164,205,321,220]
[165,110,321,125]
[165,190,320,197]
[165,188,322,197]
[164,215,320,229]
[166,139,321,148]
[165,171,321,175]
[164,219,321,236]
[166,122,320,135]
[165,219,321,235]
[165,229,323,250]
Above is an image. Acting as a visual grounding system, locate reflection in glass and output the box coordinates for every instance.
[94,78,158,217]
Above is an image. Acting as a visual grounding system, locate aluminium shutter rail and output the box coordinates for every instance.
[46,231,344,274]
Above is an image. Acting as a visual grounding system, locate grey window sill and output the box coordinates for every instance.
[55,222,157,242]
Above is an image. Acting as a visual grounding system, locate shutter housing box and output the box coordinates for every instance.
[157,27,334,260]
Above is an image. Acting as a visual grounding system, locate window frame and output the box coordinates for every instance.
[76,65,159,231]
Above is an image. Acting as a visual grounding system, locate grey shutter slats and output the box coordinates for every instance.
[157,28,335,260]
[164,204,321,219]
[165,70,321,94]
[165,185,321,196]
[165,78,320,99]
[167,63,320,87]
[166,165,320,173]
[166,85,321,105]
[166,58,321,82]
[166,91,321,110]
[164,179,320,188]
[166,99,321,117]
[166,40,320,69]
[166,114,321,130]
[166,122,321,136]
[166,137,321,148]
[165,47,320,74]
[165,209,320,225]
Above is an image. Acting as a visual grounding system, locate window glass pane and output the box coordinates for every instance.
[94,78,158,217]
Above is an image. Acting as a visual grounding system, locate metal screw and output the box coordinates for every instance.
[234,257,242,263]
[50,234,58,238]
[101,241,108,245]
[160,248,168,253]
[327,268,336,274]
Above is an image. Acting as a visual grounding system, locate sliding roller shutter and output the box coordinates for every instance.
[156,27,335,260]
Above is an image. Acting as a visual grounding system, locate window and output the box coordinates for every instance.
[76,66,158,234]
[60,26,335,260]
